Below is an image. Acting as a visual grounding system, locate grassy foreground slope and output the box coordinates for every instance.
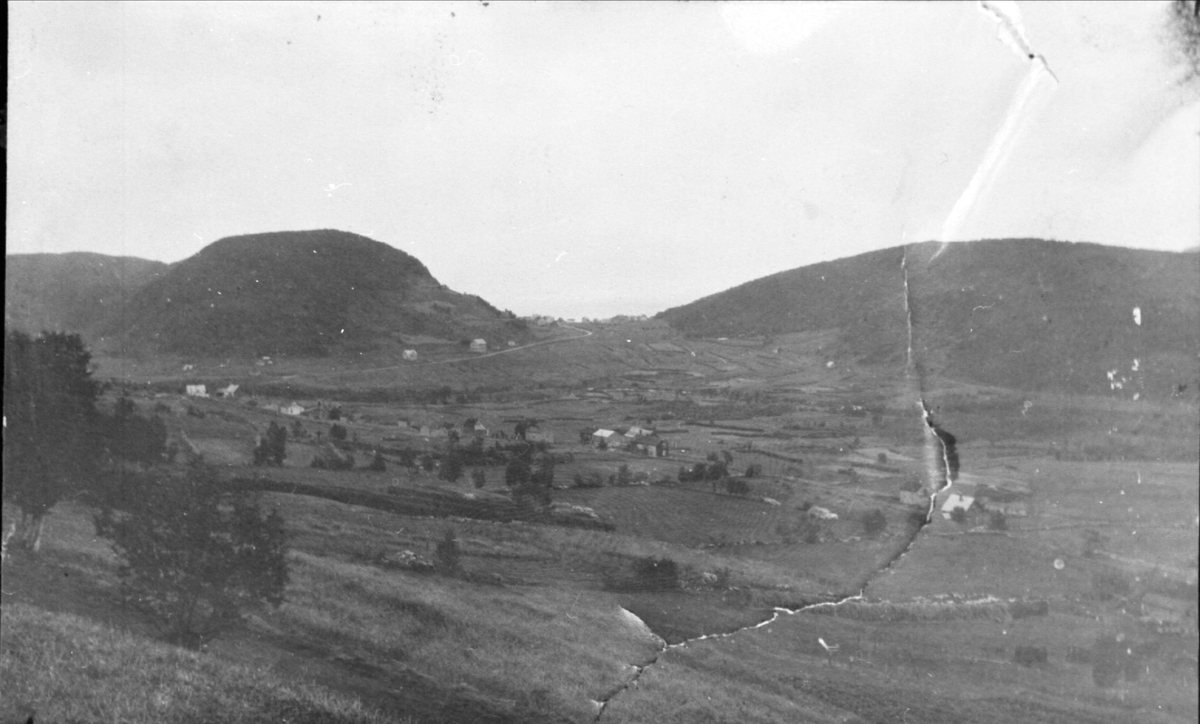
[0,603,395,724]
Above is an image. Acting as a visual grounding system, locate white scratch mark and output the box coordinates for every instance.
[325,183,352,197]
[937,3,1058,250]
[1132,307,1142,326]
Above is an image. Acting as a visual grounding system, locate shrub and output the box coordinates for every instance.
[633,556,679,590]
[471,468,487,489]
[616,464,632,486]
[744,464,762,478]
[434,529,461,575]
[862,509,887,537]
[368,451,386,472]
[1014,646,1048,667]
[574,471,603,488]
[330,424,347,441]
[876,452,888,464]
[93,466,288,649]
[988,510,1008,530]
[950,507,968,525]
[724,478,750,496]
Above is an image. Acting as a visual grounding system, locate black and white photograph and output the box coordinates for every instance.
[4,2,1199,722]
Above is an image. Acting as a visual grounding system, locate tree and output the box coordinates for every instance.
[101,397,168,467]
[471,468,487,489]
[531,455,555,489]
[862,509,888,537]
[439,447,465,483]
[368,450,387,472]
[329,424,347,442]
[3,331,103,552]
[504,454,532,488]
[615,463,633,486]
[988,510,1008,531]
[744,464,762,479]
[253,422,287,467]
[950,507,968,525]
[93,465,288,649]
[434,528,461,575]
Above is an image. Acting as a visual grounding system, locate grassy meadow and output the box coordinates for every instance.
[3,320,1197,723]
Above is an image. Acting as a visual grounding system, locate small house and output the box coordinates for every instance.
[182,364,195,372]
[185,384,208,398]
[219,384,240,399]
[808,506,838,520]
[280,402,305,416]
[402,349,418,361]
[592,429,622,449]
[940,493,975,519]
[469,338,488,353]
[624,425,654,439]
[632,434,669,458]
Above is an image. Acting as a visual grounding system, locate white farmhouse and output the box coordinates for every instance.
[940,493,975,519]
[185,384,208,398]
[402,349,418,361]
[469,338,488,353]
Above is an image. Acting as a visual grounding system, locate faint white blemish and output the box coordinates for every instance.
[325,182,352,197]
[193,233,203,241]
[554,251,568,263]
[1132,306,1142,325]
[720,2,850,55]
[972,303,995,312]
[1021,400,1033,416]
[1131,358,1139,371]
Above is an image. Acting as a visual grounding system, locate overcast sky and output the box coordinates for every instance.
[8,1,1199,318]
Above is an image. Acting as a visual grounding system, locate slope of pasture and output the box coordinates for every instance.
[868,458,1199,602]
[602,603,1194,724]
[554,486,788,547]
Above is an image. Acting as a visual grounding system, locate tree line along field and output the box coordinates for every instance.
[3,321,1197,723]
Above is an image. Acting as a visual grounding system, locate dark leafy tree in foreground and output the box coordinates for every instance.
[94,465,289,649]
[3,331,103,552]
[101,396,169,467]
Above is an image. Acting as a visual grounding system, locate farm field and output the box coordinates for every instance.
[3,320,1197,723]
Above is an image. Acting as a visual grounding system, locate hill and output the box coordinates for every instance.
[99,230,522,357]
[4,252,167,336]
[659,239,1200,399]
